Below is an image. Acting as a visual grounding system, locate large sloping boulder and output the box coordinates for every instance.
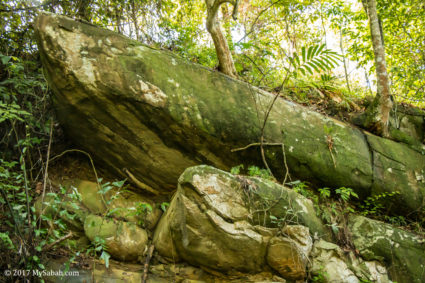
[34,13,425,215]
[152,165,327,275]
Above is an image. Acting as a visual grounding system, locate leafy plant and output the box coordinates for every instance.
[134,202,153,226]
[289,180,316,200]
[160,202,170,212]
[247,165,274,180]
[318,187,331,199]
[230,164,244,175]
[311,266,328,282]
[288,44,341,78]
[86,236,110,268]
[335,187,358,202]
[0,232,15,250]
[359,191,400,216]
[269,215,286,228]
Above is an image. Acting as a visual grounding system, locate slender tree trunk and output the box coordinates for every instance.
[362,0,393,137]
[77,0,91,22]
[205,0,239,78]
[320,2,327,48]
[130,0,140,41]
[339,23,351,93]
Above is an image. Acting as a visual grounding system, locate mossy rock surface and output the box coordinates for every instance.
[34,12,424,215]
[84,214,148,262]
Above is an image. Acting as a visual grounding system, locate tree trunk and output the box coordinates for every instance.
[205,0,238,77]
[362,0,393,137]
[339,23,351,93]
[76,0,91,22]
[130,0,140,41]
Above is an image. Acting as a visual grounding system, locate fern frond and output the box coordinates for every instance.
[289,44,341,77]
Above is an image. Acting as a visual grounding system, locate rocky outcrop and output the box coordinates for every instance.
[34,12,425,216]
[37,163,425,282]
[153,165,325,279]
[45,259,287,283]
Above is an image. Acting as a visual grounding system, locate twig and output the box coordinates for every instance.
[39,119,53,230]
[231,142,283,152]
[0,187,25,240]
[123,168,159,195]
[231,142,291,185]
[47,149,108,207]
[42,232,74,251]
[243,54,265,77]
[49,149,100,184]
[259,70,290,177]
[14,126,33,247]
[142,244,155,283]
[236,0,280,44]
[281,144,290,185]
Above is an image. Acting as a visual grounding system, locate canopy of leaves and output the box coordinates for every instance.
[1,0,424,106]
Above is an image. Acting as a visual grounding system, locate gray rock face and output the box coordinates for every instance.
[310,239,360,283]
[310,239,391,283]
[34,13,424,215]
[349,215,425,283]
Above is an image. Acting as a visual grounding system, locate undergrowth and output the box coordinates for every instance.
[230,164,425,239]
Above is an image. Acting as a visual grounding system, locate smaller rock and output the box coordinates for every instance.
[84,214,148,262]
[34,193,89,231]
[70,179,163,230]
[363,261,391,283]
[266,236,308,280]
[281,225,313,256]
[310,239,359,283]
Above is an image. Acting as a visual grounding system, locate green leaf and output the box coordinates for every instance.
[100,251,111,268]
[311,59,328,71]
[160,202,170,212]
[316,44,326,55]
[112,180,126,188]
[307,45,314,60]
[0,55,11,65]
[311,44,320,58]
[294,54,300,66]
[303,64,313,74]
[301,46,307,62]
[306,62,320,73]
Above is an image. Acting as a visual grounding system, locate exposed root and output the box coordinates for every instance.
[123,168,160,195]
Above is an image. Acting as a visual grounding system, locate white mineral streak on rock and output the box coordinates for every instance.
[45,25,97,88]
[192,174,248,220]
[135,80,167,107]
[295,198,309,214]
